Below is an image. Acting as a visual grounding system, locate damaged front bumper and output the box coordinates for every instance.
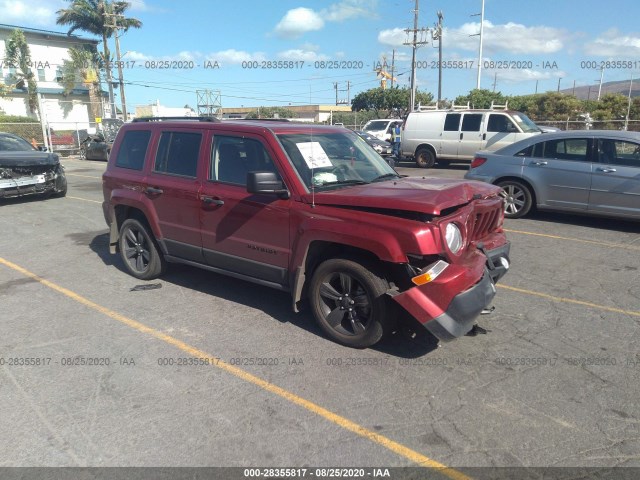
[0,164,66,198]
[392,242,511,341]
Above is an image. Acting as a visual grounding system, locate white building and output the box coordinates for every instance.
[135,100,196,119]
[0,23,106,130]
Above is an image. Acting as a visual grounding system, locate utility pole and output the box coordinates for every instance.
[624,75,633,131]
[432,11,443,103]
[390,50,396,89]
[104,9,128,120]
[572,80,576,96]
[557,77,562,92]
[492,72,498,92]
[334,82,338,106]
[100,2,117,119]
[535,80,538,94]
[597,66,604,100]
[404,0,429,112]
[470,0,485,89]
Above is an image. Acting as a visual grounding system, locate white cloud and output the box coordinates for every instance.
[444,21,566,54]
[584,29,640,57]
[1,0,63,27]
[489,68,565,83]
[128,0,150,11]
[323,0,374,22]
[273,1,374,38]
[277,49,329,62]
[274,7,324,38]
[208,49,266,64]
[378,28,407,47]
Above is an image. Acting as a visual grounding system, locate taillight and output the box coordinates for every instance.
[470,156,487,168]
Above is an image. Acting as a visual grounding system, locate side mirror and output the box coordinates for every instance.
[38,146,49,152]
[247,171,289,199]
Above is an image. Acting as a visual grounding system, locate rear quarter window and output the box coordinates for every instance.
[115,130,151,170]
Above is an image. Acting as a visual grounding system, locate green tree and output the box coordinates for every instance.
[245,106,297,119]
[4,29,38,115]
[56,0,142,117]
[454,89,506,109]
[351,87,432,117]
[60,45,103,121]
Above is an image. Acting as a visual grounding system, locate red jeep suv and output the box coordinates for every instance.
[102,118,510,348]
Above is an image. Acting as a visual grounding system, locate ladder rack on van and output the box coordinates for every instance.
[490,101,509,110]
[449,101,470,111]
[416,102,441,111]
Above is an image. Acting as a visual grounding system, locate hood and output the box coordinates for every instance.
[0,151,60,167]
[306,177,500,216]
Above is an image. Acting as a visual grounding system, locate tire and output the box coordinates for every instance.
[118,218,166,280]
[497,180,533,219]
[415,147,436,168]
[309,258,392,348]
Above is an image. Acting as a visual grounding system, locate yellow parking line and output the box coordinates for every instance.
[504,229,640,252]
[65,173,102,179]
[498,284,640,318]
[0,256,470,480]
[66,195,102,204]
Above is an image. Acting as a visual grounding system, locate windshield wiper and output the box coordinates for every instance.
[316,179,370,188]
[370,173,400,182]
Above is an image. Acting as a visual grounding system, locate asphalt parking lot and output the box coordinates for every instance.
[1,156,639,478]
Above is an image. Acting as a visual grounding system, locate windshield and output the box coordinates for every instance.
[511,112,541,133]
[0,134,36,152]
[363,120,390,132]
[277,131,397,190]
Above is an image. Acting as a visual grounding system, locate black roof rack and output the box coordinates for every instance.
[132,116,219,122]
[233,118,291,122]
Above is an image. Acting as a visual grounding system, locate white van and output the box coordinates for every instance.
[363,119,403,142]
[401,108,542,167]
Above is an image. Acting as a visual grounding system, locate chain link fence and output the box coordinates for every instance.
[536,119,640,132]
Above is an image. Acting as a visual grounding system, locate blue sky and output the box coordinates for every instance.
[4,0,640,110]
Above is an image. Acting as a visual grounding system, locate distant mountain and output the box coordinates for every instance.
[559,79,640,100]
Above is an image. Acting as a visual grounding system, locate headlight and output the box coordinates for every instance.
[445,223,463,254]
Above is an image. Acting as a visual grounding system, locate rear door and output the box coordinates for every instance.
[146,128,205,262]
[457,113,484,160]
[199,132,291,287]
[439,113,460,158]
[523,137,593,211]
[588,137,640,218]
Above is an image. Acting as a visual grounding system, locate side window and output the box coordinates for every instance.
[515,145,533,157]
[210,135,280,185]
[542,139,588,161]
[487,114,516,133]
[115,130,151,170]
[153,131,201,177]
[461,113,483,132]
[444,113,461,131]
[599,139,640,167]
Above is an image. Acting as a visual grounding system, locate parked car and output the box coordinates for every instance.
[80,119,124,161]
[103,118,510,347]
[362,118,403,142]
[465,130,640,220]
[401,108,542,168]
[80,132,111,161]
[0,132,67,199]
[354,130,393,157]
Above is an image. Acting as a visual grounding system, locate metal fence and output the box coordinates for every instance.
[0,121,103,156]
[536,119,640,132]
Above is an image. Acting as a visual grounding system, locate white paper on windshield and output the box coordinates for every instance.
[296,142,333,169]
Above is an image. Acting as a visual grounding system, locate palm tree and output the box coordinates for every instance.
[56,0,142,118]
[4,29,39,115]
[60,45,103,121]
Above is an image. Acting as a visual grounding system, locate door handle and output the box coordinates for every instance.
[201,196,224,205]
[531,161,548,166]
[482,133,486,141]
[596,167,617,173]
[145,186,163,195]
[459,132,463,140]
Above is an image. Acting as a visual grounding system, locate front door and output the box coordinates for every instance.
[199,132,291,287]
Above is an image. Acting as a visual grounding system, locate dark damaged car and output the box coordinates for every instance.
[0,132,67,199]
[103,119,510,348]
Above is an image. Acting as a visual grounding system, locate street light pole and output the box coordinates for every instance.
[476,0,485,89]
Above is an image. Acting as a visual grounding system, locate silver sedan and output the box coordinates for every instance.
[465,130,640,220]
